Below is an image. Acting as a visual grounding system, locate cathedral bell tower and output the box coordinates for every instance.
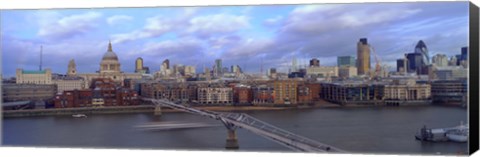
[67,59,77,76]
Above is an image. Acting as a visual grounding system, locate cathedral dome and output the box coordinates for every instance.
[99,41,121,73]
[102,41,119,61]
[102,51,118,60]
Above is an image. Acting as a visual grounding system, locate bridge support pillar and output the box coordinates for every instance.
[154,105,162,116]
[225,129,239,150]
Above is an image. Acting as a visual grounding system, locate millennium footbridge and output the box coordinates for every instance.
[144,98,346,153]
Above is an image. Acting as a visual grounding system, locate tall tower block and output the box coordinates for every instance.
[135,57,143,73]
[357,38,371,75]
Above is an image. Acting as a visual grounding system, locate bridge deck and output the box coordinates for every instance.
[147,98,346,153]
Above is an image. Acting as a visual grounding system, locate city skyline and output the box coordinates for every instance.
[1,2,469,77]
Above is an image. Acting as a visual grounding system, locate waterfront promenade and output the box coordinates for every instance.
[2,99,441,118]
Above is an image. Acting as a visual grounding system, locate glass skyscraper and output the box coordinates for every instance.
[337,56,356,67]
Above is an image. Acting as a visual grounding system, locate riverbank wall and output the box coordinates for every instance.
[2,105,303,118]
[2,105,155,118]
[3,99,449,118]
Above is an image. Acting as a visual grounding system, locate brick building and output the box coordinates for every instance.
[298,82,321,104]
[233,84,252,105]
[54,89,92,108]
[90,78,118,106]
[53,78,139,108]
[273,80,298,105]
[140,82,196,103]
[252,84,274,105]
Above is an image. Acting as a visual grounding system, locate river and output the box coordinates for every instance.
[2,105,468,155]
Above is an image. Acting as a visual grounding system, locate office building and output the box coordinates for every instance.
[306,66,338,78]
[140,82,192,102]
[338,66,357,78]
[383,79,431,101]
[396,58,408,73]
[291,57,298,73]
[460,47,468,68]
[449,56,458,66]
[135,57,143,73]
[52,74,86,93]
[337,56,356,67]
[320,82,383,105]
[214,59,222,77]
[185,66,196,76]
[2,84,57,102]
[432,54,449,67]
[268,68,277,79]
[357,38,371,75]
[406,52,425,74]
[435,66,468,80]
[309,58,320,67]
[455,54,462,65]
[431,80,467,105]
[461,47,468,61]
[160,59,171,77]
[414,40,430,65]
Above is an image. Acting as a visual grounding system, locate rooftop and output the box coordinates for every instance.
[22,70,46,74]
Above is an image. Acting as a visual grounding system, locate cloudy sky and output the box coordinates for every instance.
[1,2,469,77]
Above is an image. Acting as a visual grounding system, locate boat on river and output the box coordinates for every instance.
[446,125,468,142]
[72,114,87,118]
[415,123,468,142]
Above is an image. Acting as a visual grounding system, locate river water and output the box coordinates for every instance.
[2,105,468,155]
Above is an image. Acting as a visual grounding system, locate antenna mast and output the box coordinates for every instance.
[39,45,43,71]
[260,55,264,75]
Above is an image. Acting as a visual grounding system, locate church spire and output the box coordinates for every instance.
[108,40,113,52]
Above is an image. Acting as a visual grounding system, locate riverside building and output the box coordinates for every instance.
[16,69,52,84]
[2,84,57,102]
[273,80,298,105]
[197,86,233,105]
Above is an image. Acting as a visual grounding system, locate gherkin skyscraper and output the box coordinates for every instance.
[414,40,429,65]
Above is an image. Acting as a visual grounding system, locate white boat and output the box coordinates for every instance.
[415,122,468,142]
[72,114,87,118]
[446,125,468,142]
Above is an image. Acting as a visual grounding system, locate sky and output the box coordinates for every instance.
[1,2,469,77]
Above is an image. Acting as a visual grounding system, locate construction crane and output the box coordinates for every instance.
[369,46,382,79]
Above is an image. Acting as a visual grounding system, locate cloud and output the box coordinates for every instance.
[187,14,250,37]
[222,38,273,59]
[107,15,133,26]
[111,15,175,44]
[264,16,283,26]
[137,37,204,58]
[111,9,251,44]
[37,12,102,40]
[280,4,421,37]
[2,3,469,76]
[109,7,199,44]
